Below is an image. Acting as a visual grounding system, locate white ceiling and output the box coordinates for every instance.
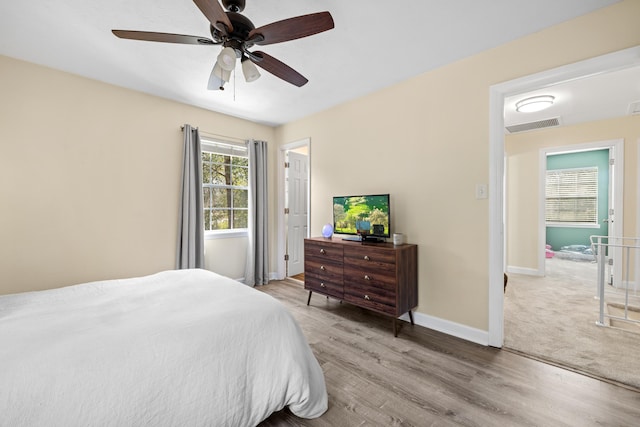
[504,64,640,132]
[1,0,634,127]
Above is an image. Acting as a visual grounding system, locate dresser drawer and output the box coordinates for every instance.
[304,275,343,299]
[304,258,343,283]
[344,283,396,315]
[344,246,396,268]
[305,240,344,263]
[343,264,397,289]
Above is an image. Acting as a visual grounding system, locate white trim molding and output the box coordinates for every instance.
[636,137,640,293]
[506,266,543,276]
[400,311,489,346]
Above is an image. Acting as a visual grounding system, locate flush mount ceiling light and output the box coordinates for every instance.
[515,95,555,113]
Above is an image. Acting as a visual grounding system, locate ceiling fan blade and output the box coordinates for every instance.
[248,12,334,46]
[193,0,233,34]
[250,51,308,87]
[112,30,216,45]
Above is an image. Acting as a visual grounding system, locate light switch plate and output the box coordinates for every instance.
[476,184,488,199]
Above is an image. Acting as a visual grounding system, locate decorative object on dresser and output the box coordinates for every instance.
[304,237,418,336]
[321,223,334,238]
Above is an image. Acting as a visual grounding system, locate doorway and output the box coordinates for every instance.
[285,148,309,277]
[488,45,640,347]
[539,141,623,282]
[277,138,311,280]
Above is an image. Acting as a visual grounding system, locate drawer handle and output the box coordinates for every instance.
[363,255,370,261]
[320,282,326,288]
[364,275,371,281]
[364,295,371,300]
[320,265,326,271]
[320,248,326,254]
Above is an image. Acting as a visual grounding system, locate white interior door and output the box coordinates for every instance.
[286,151,308,276]
[606,147,623,288]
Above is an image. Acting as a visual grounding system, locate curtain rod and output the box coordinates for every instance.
[180,125,246,145]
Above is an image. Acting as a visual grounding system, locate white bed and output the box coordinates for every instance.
[0,269,327,426]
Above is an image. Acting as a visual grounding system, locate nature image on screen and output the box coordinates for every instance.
[333,195,389,236]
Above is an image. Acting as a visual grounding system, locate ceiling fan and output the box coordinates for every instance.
[112,0,334,90]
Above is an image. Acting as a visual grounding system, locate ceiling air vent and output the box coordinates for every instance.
[505,117,561,133]
[628,100,640,116]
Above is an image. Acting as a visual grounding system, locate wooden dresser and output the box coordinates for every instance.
[304,237,418,336]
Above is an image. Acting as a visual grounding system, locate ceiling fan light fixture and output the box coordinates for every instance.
[213,62,231,82]
[217,47,237,71]
[242,58,260,82]
[113,2,335,90]
[207,70,225,90]
[516,95,555,113]
[208,63,229,90]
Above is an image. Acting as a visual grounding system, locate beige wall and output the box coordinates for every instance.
[0,55,276,294]
[276,0,640,331]
[2,1,639,335]
[204,237,249,280]
[506,115,640,272]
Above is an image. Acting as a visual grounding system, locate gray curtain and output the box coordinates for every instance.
[245,139,269,286]
[176,124,205,269]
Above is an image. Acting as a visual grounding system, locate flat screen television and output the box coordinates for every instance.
[333,194,390,242]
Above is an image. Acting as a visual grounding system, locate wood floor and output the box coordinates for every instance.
[289,273,305,282]
[258,280,640,427]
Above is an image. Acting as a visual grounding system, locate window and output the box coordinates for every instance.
[545,167,598,225]
[201,139,248,234]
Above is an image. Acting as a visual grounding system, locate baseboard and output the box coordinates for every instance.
[269,272,282,281]
[236,272,280,285]
[272,273,490,346]
[615,280,639,292]
[506,265,543,276]
[399,311,489,346]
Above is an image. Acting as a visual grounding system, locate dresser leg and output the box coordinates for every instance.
[393,318,398,337]
[307,291,313,306]
[408,310,414,325]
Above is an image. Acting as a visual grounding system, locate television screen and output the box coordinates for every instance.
[333,194,390,239]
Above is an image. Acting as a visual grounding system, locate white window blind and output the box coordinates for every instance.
[545,167,598,224]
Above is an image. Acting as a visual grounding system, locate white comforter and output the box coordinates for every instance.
[0,269,327,426]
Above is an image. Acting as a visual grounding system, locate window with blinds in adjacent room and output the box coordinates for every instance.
[545,167,598,225]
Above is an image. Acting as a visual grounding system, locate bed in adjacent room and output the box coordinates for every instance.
[0,269,327,426]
